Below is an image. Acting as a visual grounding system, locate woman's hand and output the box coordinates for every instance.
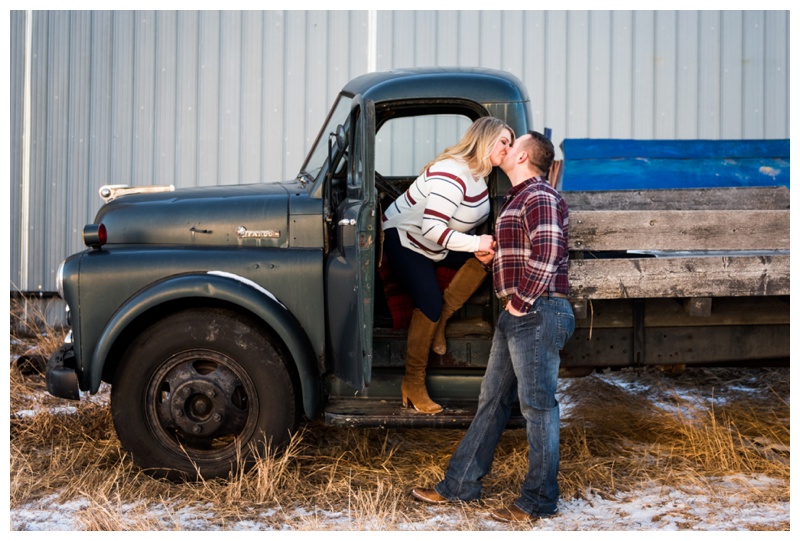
[475,235,496,266]
[477,235,495,254]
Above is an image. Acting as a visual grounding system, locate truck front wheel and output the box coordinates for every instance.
[111,308,298,481]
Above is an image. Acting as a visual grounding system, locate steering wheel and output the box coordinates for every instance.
[375,172,403,200]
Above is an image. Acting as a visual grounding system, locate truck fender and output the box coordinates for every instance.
[90,271,320,418]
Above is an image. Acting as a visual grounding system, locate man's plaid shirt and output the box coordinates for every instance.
[491,176,570,314]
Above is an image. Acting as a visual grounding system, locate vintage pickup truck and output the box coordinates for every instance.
[45,67,790,481]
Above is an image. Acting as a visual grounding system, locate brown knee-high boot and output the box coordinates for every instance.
[431,258,488,355]
[401,309,443,414]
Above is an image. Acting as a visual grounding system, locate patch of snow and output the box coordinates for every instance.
[10,475,789,531]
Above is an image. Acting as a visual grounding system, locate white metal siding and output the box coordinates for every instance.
[10,11,26,290]
[8,9,790,294]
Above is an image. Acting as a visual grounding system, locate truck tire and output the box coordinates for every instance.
[110,308,298,481]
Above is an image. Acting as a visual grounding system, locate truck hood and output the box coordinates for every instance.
[94,181,312,248]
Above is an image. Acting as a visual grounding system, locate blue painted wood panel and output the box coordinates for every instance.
[561,139,789,190]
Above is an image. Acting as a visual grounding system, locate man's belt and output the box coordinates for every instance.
[500,292,568,309]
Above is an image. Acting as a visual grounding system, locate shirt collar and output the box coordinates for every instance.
[506,175,548,199]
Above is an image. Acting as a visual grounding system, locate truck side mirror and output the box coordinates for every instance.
[334,124,347,151]
[326,124,348,184]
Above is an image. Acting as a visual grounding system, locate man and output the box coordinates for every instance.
[410,131,575,522]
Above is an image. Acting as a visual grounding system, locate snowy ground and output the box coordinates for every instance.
[10,475,790,531]
[9,368,792,533]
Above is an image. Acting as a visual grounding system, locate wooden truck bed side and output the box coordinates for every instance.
[554,139,789,372]
[565,186,790,302]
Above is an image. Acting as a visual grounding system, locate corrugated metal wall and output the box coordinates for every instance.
[9,10,370,294]
[373,10,790,140]
[8,9,790,295]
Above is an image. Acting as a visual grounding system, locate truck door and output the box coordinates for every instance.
[325,97,376,389]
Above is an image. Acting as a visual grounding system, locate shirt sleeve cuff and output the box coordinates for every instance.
[509,296,530,313]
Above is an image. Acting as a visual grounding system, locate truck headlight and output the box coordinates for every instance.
[56,260,65,299]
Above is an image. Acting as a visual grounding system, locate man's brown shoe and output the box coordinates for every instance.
[411,487,449,504]
[490,504,538,523]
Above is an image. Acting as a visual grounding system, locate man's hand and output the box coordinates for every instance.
[506,304,525,317]
[475,238,496,266]
[475,250,494,265]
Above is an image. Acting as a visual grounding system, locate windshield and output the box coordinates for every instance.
[299,94,353,184]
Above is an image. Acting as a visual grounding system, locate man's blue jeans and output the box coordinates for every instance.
[436,296,575,517]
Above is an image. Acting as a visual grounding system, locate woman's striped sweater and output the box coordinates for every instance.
[382,158,490,261]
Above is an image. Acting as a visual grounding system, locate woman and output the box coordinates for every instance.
[382,116,514,414]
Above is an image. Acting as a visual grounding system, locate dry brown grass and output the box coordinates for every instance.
[9,302,790,530]
[556,371,790,503]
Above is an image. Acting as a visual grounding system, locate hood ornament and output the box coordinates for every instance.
[99,184,175,203]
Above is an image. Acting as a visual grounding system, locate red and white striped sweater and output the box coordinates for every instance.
[382,158,490,261]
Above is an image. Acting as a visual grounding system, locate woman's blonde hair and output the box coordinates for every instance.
[423,116,515,178]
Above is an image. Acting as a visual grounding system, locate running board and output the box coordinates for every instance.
[323,398,525,429]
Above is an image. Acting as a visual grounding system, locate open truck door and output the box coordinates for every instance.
[325,96,377,390]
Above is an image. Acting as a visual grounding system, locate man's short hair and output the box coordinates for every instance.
[525,131,555,174]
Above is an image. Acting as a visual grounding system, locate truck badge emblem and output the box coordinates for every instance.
[237,226,280,239]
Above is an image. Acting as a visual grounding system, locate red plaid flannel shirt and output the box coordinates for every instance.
[491,176,569,313]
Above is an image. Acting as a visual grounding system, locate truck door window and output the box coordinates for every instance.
[348,109,362,193]
[375,114,472,177]
[302,95,354,184]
